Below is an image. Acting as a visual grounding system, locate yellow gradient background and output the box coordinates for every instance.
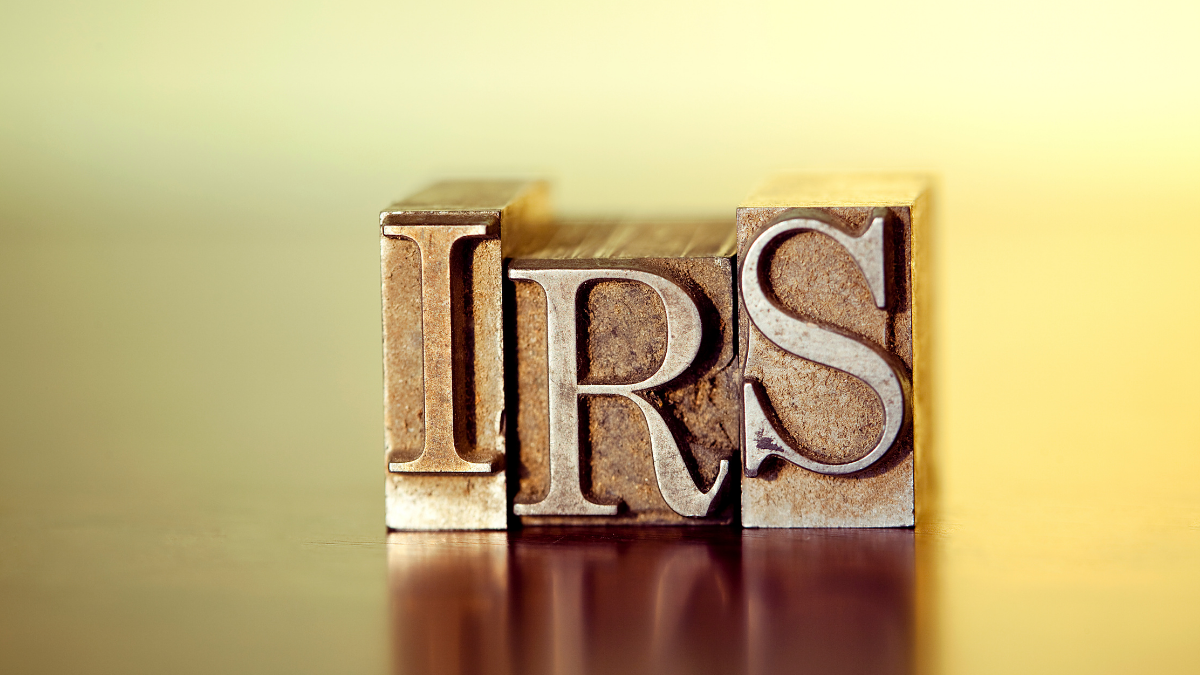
[1,1,1197,673]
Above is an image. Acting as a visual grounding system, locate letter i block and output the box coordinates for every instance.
[381,180,549,530]
[507,220,739,525]
[737,175,932,527]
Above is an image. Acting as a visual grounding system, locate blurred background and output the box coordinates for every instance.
[1,1,1197,673]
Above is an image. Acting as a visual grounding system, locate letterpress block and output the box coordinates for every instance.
[507,219,739,525]
[737,174,931,527]
[382,180,550,530]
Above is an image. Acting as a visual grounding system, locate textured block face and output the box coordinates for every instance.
[509,255,739,526]
[737,175,929,528]
[381,181,549,530]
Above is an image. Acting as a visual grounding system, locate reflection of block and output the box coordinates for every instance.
[508,529,744,672]
[384,530,913,674]
[385,529,747,674]
[381,180,549,530]
[386,532,510,674]
[507,220,739,525]
[742,529,914,673]
[737,174,931,527]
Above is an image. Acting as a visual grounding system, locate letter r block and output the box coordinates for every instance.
[381,180,550,530]
[508,220,739,525]
[737,175,932,527]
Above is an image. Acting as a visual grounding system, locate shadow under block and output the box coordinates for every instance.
[381,180,550,530]
[508,219,739,525]
[737,174,931,527]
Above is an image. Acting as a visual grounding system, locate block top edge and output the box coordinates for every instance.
[507,218,736,260]
[383,179,548,214]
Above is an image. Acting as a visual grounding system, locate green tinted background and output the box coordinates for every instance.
[1,1,1198,673]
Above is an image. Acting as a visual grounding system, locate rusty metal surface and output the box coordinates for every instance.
[509,252,739,526]
[381,180,549,530]
[740,208,910,477]
[738,182,925,528]
[385,222,498,473]
[508,262,729,518]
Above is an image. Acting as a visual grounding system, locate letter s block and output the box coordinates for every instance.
[737,175,932,527]
[381,180,550,530]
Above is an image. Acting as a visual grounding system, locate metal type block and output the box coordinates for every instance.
[381,180,550,530]
[737,174,931,527]
[507,219,739,526]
